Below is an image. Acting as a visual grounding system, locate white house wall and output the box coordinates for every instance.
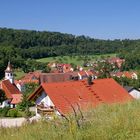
[17,83,25,93]
[78,73,82,80]
[35,91,61,117]
[129,90,140,99]
[35,91,54,107]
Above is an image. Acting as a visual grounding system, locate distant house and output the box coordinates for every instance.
[56,64,73,73]
[107,57,125,68]
[15,71,41,92]
[124,86,140,99]
[21,71,41,82]
[0,62,22,108]
[78,71,87,80]
[111,71,138,80]
[28,78,132,117]
[78,70,94,80]
[48,62,57,68]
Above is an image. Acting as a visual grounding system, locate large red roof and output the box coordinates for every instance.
[29,78,133,115]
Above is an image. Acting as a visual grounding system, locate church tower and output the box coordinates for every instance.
[5,61,14,84]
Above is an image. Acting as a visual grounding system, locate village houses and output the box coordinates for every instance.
[0,60,137,118]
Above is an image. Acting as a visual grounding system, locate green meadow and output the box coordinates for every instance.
[14,69,25,80]
[36,54,116,66]
[1,100,140,140]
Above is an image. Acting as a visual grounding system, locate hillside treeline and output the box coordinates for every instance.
[0,28,140,78]
[0,28,126,58]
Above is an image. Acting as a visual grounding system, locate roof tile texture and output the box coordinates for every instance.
[29,78,132,115]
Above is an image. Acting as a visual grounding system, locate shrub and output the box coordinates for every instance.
[0,107,10,117]
[7,108,22,118]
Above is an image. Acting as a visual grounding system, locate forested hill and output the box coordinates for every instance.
[0,27,132,59]
[0,27,140,78]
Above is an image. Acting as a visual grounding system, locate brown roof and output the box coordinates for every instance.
[40,72,78,83]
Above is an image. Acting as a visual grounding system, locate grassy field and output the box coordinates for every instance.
[1,100,140,140]
[36,54,116,66]
[14,69,25,80]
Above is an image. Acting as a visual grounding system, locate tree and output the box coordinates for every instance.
[95,61,113,78]
[17,94,32,111]
[0,89,6,104]
[24,83,39,96]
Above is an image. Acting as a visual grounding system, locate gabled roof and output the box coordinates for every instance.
[1,80,22,104]
[15,79,39,86]
[17,71,41,85]
[29,78,133,115]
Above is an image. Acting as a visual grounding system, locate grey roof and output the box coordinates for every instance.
[124,86,136,92]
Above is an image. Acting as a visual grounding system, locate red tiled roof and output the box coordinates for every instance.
[18,71,41,84]
[11,94,22,104]
[1,80,22,104]
[21,72,41,81]
[16,79,39,85]
[123,72,132,78]
[29,78,133,115]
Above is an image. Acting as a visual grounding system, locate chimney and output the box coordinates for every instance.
[87,75,93,85]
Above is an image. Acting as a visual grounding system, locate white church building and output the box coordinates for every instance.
[0,62,22,108]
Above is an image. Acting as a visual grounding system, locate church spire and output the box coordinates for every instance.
[5,61,14,84]
[5,61,13,73]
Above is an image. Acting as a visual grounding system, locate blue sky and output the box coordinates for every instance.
[0,0,140,39]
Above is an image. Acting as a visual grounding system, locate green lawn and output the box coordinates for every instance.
[36,53,116,66]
